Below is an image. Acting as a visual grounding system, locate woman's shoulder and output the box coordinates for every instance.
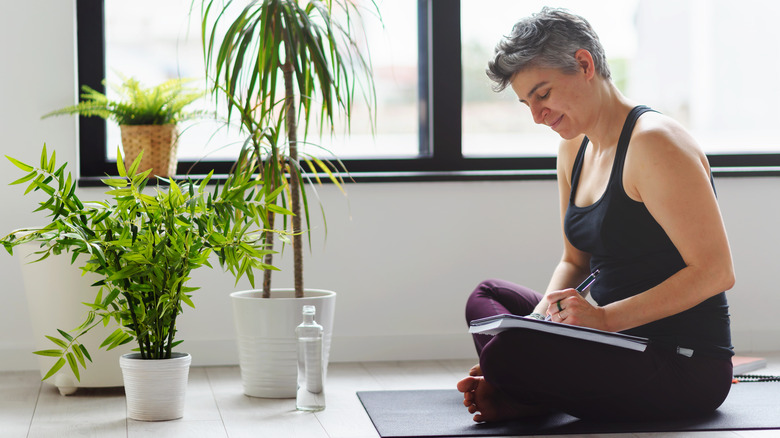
[630,111,702,155]
[623,111,711,200]
[628,111,708,169]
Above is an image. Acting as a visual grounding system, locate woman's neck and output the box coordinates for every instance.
[584,81,635,151]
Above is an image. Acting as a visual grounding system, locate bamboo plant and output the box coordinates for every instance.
[199,0,379,298]
[1,144,283,380]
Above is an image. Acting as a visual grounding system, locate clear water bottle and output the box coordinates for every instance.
[296,305,325,411]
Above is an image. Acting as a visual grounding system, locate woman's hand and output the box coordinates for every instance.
[544,289,609,331]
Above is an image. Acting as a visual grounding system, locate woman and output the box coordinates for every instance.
[458,7,735,423]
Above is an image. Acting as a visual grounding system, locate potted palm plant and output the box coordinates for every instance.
[42,75,204,178]
[1,144,282,420]
[199,0,379,397]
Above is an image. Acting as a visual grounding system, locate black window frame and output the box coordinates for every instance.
[76,0,780,186]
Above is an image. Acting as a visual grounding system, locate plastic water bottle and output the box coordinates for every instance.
[296,305,325,411]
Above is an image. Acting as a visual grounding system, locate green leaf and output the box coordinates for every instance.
[116,147,127,177]
[105,332,133,350]
[128,150,144,176]
[47,149,57,173]
[40,145,48,171]
[6,155,34,172]
[99,328,125,349]
[33,349,64,358]
[57,329,75,342]
[181,293,195,308]
[101,178,128,188]
[265,185,286,203]
[66,352,80,381]
[78,344,93,363]
[105,188,133,197]
[73,344,87,367]
[45,335,68,349]
[32,180,55,196]
[267,204,294,216]
[101,288,121,307]
[41,358,66,381]
[9,171,37,186]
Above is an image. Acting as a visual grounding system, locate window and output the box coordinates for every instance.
[461,0,639,158]
[77,0,780,184]
[459,0,780,173]
[102,0,420,164]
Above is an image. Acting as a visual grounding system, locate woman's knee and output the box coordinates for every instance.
[465,279,541,323]
[470,279,504,299]
[465,279,502,323]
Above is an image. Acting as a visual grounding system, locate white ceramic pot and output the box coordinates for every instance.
[231,289,336,398]
[120,352,192,421]
[16,244,134,395]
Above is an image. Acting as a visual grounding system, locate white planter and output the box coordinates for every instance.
[16,244,134,395]
[120,352,192,421]
[231,289,336,398]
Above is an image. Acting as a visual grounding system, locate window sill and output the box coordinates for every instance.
[77,165,780,188]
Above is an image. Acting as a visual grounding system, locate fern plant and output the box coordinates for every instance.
[42,76,204,125]
[1,144,285,380]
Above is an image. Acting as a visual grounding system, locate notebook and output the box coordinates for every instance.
[469,314,648,352]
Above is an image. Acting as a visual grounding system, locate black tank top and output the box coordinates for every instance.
[564,105,733,359]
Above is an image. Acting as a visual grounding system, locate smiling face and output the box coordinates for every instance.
[509,66,590,140]
[508,49,600,140]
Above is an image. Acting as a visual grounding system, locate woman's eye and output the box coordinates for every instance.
[539,90,550,100]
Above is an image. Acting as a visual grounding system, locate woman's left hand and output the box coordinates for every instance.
[545,289,609,331]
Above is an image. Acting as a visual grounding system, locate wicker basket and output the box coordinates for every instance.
[119,124,179,178]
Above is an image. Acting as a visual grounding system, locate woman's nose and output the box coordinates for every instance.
[530,104,548,125]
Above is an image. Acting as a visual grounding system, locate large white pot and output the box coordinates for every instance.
[16,244,134,395]
[231,288,336,398]
[120,352,192,421]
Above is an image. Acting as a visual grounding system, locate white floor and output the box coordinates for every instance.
[3,354,780,438]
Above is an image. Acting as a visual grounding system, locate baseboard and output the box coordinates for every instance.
[1,333,476,372]
[329,333,476,363]
[730,328,780,355]
[185,333,477,366]
[4,329,775,372]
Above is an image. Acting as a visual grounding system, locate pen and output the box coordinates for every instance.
[575,269,600,295]
[545,269,600,321]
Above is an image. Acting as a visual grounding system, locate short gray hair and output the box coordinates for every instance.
[486,7,611,92]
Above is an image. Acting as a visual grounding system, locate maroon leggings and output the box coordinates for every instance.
[466,279,733,421]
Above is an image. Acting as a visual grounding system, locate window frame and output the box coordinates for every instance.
[75,0,780,186]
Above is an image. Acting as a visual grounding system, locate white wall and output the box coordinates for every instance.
[0,1,777,371]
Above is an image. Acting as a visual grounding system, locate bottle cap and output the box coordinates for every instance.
[302,305,316,315]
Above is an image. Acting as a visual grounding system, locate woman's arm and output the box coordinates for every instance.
[531,135,592,316]
[548,113,735,331]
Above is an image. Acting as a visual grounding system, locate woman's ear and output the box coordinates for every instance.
[574,49,596,80]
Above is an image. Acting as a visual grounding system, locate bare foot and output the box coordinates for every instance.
[456,376,548,422]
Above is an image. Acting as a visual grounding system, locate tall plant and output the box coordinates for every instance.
[199,0,379,298]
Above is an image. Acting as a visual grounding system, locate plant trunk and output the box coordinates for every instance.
[261,144,276,299]
[165,280,182,358]
[262,213,275,298]
[282,60,304,299]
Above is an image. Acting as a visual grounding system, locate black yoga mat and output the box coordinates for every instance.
[357,383,780,437]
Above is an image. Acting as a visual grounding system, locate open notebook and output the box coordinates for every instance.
[469,314,649,352]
